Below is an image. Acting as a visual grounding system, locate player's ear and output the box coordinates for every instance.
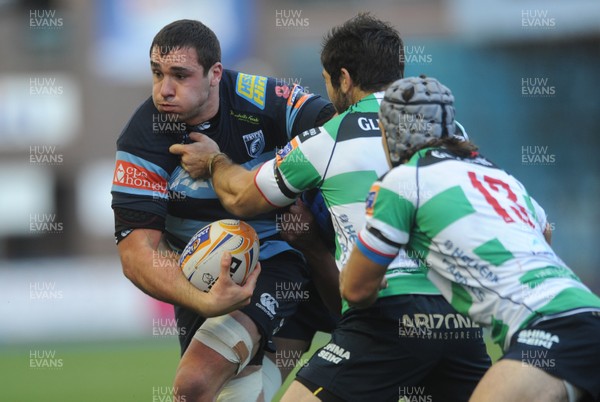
[339,68,352,94]
[209,62,223,87]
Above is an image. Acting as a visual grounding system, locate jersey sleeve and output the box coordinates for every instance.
[279,83,335,139]
[357,167,417,266]
[254,127,329,207]
[111,98,181,242]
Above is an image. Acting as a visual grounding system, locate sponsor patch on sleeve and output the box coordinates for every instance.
[236,73,267,110]
[298,127,321,143]
[275,137,300,167]
[365,184,380,217]
[112,155,168,197]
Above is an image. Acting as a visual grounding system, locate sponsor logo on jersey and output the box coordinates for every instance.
[230,110,259,125]
[317,343,351,364]
[298,127,320,143]
[516,329,559,349]
[236,73,267,110]
[113,161,167,193]
[275,85,291,99]
[365,185,380,216]
[287,84,310,109]
[257,293,279,318]
[275,137,299,167]
[242,130,266,158]
[357,117,379,131]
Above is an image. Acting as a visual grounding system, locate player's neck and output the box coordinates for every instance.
[350,88,372,105]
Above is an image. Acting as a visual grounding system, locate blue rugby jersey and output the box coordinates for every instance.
[111,69,334,259]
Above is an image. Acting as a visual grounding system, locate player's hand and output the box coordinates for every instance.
[169,132,221,179]
[279,199,321,252]
[204,252,261,317]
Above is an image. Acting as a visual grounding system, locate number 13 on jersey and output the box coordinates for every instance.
[468,171,535,229]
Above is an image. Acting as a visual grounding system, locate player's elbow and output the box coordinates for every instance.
[119,249,141,284]
[121,259,138,284]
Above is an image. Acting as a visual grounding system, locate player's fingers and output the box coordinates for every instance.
[169,143,186,155]
[218,251,234,282]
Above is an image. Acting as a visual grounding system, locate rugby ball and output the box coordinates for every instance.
[179,219,260,292]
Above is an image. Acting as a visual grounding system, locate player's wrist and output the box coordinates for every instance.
[207,152,228,176]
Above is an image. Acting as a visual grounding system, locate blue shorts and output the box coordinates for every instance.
[175,250,311,364]
[296,294,491,402]
[502,311,600,401]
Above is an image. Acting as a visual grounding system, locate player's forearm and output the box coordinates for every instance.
[210,154,271,217]
[340,248,386,309]
[340,268,379,309]
[119,245,215,316]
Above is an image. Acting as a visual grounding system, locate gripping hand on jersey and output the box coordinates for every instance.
[169,132,222,179]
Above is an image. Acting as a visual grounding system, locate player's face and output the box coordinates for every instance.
[322,69,352,113]
[150,46,221,124]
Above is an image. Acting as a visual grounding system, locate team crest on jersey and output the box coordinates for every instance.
[236,73,267,110]
[365,185,380,217]
[242,130,266,158]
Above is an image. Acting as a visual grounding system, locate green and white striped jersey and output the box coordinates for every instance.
[254,92,440,303]
[358,146,600,350]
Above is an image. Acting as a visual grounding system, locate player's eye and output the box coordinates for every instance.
[152,70,163,78]
[176,74,187,80]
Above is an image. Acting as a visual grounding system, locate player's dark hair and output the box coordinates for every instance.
[150,19,221,75]
[401,137,479,163]
[321,13,404,92]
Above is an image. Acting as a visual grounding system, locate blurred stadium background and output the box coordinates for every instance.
[1,0,598,400]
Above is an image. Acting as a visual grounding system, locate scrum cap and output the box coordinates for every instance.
[379,75,456,166]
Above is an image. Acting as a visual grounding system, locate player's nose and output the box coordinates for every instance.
[160,76,176,99]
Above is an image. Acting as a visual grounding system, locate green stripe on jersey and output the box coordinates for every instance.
[519,266,580,288]
[404,148,430,167]
[473,238,514,266]
[450,282,473,316]
[279,148,321,190]
[372,187,416,234]
[322,171,379,206]
[523,194,537,222]
[490,316,510,349]
[531,287,600,316]
[418,186,476,237]
[515,287,600,340]
[340,274,440,313]
[378,274,439,298]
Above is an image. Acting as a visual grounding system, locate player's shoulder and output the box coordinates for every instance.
[222,69,279,113]
[324,94,383,142]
